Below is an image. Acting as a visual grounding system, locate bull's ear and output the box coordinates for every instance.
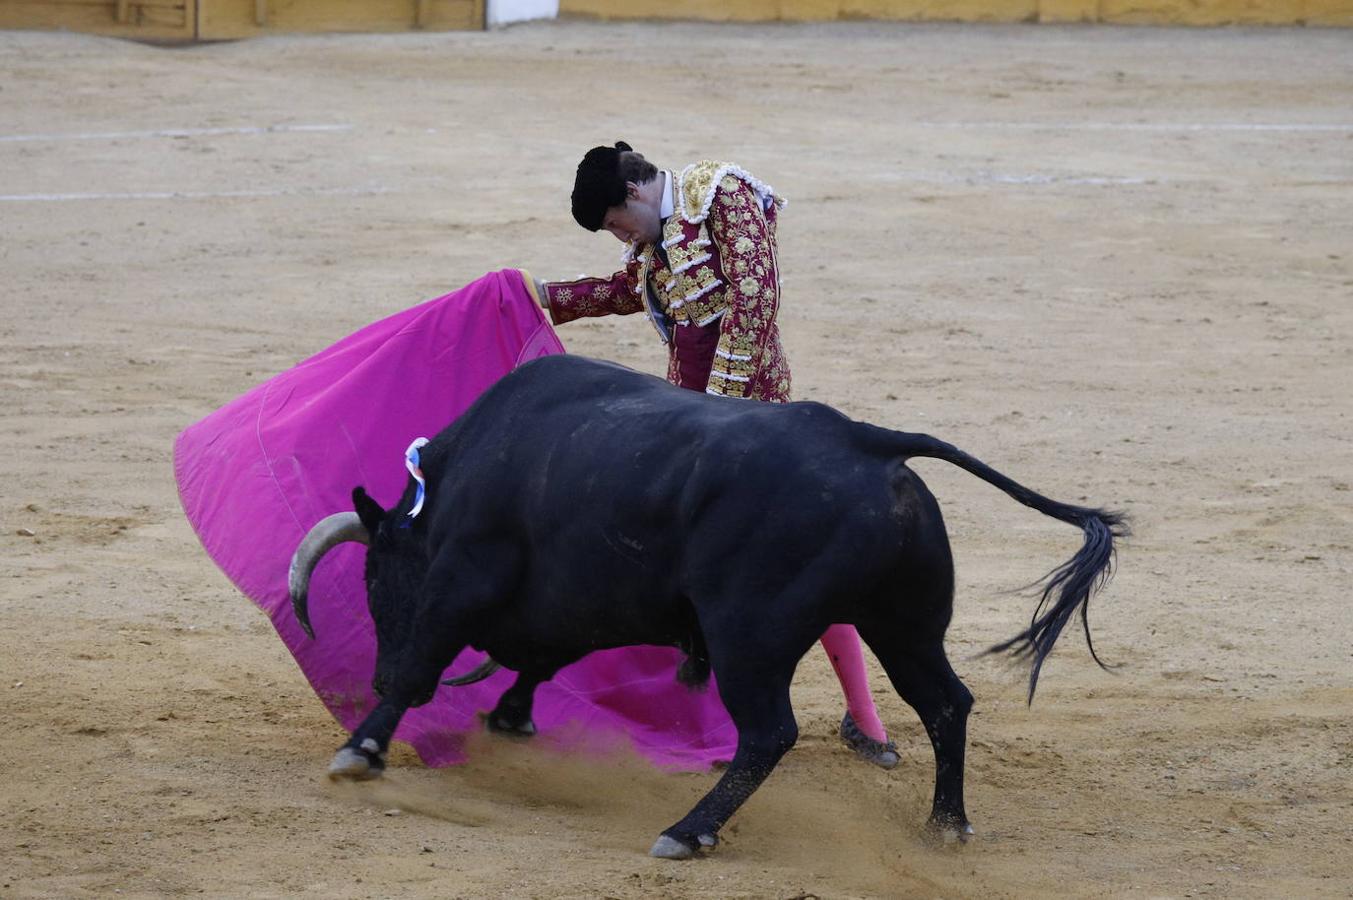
[352,487,386,533]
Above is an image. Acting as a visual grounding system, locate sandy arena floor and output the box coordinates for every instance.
[1,19,1351,899]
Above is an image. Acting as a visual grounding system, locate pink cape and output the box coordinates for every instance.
[174,269,736,770]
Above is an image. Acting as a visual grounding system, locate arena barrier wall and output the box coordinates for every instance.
[0,0,488,40]
[559,0,1353,26]
[1,0,1345,44]
[197,0,484,38]
[0,0,196,41]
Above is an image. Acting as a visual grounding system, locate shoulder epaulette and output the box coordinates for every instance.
[677,160,785,224]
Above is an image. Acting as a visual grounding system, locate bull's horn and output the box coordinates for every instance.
[289,511,369,639]
[442,658,502,686]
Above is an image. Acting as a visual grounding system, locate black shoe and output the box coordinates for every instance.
[840,712,899,770]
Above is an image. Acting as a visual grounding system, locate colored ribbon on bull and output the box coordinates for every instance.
[404,437,430,519]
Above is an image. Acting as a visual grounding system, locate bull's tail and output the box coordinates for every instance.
[860,424,1129,703]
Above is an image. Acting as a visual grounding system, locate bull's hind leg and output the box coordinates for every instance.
[859,627,974,840]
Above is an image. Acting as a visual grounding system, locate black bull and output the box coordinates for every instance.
[288,354,1126,859]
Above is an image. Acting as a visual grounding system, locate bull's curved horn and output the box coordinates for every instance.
[289,512,369,639]
[441,658,502,686]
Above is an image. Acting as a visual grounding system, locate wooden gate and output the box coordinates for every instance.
[198,0,483,39]
[0,0,484,40]
[0,0,195,41]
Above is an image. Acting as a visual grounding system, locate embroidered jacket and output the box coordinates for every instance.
[543,161,792,402]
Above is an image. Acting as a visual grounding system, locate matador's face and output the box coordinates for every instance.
[601,182,663,246]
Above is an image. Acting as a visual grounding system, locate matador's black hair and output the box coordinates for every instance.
[571,141,651,231]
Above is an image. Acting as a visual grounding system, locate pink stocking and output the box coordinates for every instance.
[820,624,888,742]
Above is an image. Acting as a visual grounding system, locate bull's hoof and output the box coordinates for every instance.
[924,816,975,846]
[328,746,384,781]
[649,831,717,859]
[483,712,537,738]
[840,713,900,770]
[649,835,696,860]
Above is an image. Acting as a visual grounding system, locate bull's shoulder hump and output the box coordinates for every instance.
[472,355,659,407]
[512,354,653,388]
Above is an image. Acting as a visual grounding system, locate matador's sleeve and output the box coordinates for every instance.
[542,268,644,326]
[705,178,780,398]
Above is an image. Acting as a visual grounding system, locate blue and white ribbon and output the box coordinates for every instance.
[404,437,430,519]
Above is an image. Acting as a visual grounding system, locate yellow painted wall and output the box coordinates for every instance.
[841,0,1037,21]
[1086,0,1352,24]
[560,0,1353,25]
[556,0,1039,21]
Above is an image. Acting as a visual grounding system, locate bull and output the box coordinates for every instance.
[289,354,1126,859]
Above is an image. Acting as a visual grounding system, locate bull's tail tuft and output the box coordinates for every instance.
[856,424,1130,703]
[985,508,1130,703]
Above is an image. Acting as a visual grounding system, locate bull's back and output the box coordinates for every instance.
[426,355,918,610]
[441,355,909,524]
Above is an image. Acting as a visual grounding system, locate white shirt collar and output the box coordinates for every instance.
[659,170,674,220]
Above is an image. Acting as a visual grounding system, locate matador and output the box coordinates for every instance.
[536,142,900,769]
[541,142,791,402]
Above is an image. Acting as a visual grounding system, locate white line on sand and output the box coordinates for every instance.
[0,124,354,143]
[0,186,389,202]
[878,171,1152,186]
[912,122,1353,133]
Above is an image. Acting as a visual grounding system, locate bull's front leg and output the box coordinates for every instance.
[328,637,468,781]
[484,669,553,738]
[329,698,409,779]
